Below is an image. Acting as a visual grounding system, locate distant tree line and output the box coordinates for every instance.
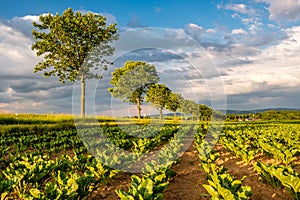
[226,110,300,121]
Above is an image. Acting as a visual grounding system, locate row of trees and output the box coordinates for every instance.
[108,61,213,120]
[31,8,213,120]
[226,110,300,121]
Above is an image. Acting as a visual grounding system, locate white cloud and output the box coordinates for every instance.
[21,15,40,21]
[232,28,248,35]
[206,29,216,34]
[0,16,73,113]
[1,10,300,113]
[186,23,205,33]
[186,23,217,35]
[224,3,256,15]
[5,88,15,96]
[2,15,41,38]
[219,26,300,96]
[185,23,217,41]
[258,0,300,22]
[241,17,263,34]
[0,22,39,77]
[261,26,300,57]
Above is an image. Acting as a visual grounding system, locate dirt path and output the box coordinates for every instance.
[163,143,209,199]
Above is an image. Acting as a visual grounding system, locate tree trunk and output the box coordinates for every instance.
[81,73,85,118]
[137,98,141,120]
[159,107,163,120]
[173,111,176,121]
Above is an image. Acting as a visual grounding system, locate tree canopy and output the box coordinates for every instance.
[146,83,172,120]
[165,92,182,120]
[31,8,118,118]
[108,61,159,119]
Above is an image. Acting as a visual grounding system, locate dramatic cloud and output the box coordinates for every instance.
[219,25,300,109]
[258,0,300,22]
[181,15,300,109]
[1,5,300,114]
[0,15,75,113]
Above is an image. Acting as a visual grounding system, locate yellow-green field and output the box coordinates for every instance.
[0,113,299,200]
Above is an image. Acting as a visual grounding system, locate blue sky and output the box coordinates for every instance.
[0,0,300,115]
[0,1,218,27]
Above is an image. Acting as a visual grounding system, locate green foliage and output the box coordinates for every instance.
[199,152,252,200]
[1,116,299,199]
[194,125,252,200]
[254,161,300,199]
[115,125,195,200]
[132,138,159,154]
[0,176,13,200]
[198,104,213,121]
[116,161,175,200]
[253,161,282,188]
[199,151,227,175]
[275,169,300,200]
[2,154,56,198]
[116,175,166,200]
[32,8,118,117]
[146,83,172,120]
[258,139,298,165]
[179,99,197,119]
[226,110,300,121]
[203,171,252,200]
[220,123,300,165]
[165,92,181,120]
[32,7,117,82]
[109,60,159,119]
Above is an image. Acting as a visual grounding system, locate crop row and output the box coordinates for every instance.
[220,123,300,165]
[195,126,252,199]
[0,123,185,199]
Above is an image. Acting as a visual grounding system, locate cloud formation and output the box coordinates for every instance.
[223,3,256,15]
[0,3,300,114]
[258,0,300,22]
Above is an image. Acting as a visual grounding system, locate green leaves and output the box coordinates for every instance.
[203,171,252,200]
[32,8,118,117]
[0,176,13,200]
[146,84,172,120]
[195,127,252,200]
[109,61,159,119]
[254,161,300,199]
[115,126,193,200]
[32,8,118,83]
[116,165,172,200]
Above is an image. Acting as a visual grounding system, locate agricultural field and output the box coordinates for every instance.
[0,113,299,200]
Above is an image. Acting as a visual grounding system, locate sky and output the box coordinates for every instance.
[0,0,300,115]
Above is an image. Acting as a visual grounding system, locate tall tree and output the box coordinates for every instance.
[146,83,171,120]
[32,8,118,118]
[198,104,213,121]
[109,61,159,119]
[166,92,181,121]
[180,99,196,120]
